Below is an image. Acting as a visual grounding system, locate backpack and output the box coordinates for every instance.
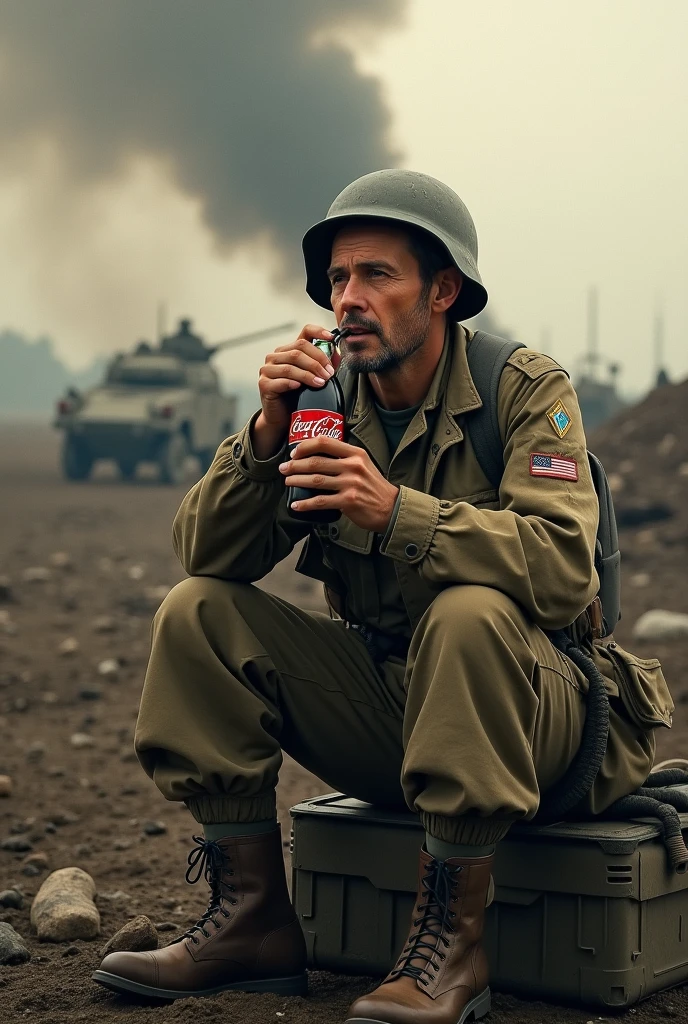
[465,331,621,637]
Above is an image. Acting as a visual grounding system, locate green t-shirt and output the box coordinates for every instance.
[374,401,421,457]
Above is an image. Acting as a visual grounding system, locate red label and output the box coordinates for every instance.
[289,409,344,446]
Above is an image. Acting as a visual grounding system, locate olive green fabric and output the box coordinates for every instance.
[134,577,654,843]
[425,837,495,860]
[140,322,659,839]
[203,821,277,842]
[173,323,599,637]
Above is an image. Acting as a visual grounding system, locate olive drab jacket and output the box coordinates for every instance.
[172,324,600,639]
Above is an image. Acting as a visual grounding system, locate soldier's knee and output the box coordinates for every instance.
[426,584,521,636]
[154,576,248,630]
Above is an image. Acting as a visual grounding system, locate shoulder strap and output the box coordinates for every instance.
[465,331,525,489]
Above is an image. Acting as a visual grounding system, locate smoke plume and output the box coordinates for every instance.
[0,1,404,284]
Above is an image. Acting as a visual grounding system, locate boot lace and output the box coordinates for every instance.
[176,836,238,944]
[388,858,462,986]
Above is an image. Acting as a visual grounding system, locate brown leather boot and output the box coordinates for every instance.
[92,828,307,1000]
[346,848,493,1024]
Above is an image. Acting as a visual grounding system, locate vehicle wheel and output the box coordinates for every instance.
[158,431,189,485]
[62,435,93,481]
[118,458,138,481]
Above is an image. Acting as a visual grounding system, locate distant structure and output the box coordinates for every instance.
[574,288,626,433]
[653,307,671,388]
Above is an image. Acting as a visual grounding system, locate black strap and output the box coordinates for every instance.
[464,331,525,489]
[536,631,610,823]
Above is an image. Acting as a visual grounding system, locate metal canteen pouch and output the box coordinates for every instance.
[286,329,349,524]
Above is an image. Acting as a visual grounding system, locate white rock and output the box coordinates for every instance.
[22,567,51,583]
[70,732,95,749]
[633,609,688,642]
[97,658,120,678]
[679,462,688,478]
[127,564,145,580]
[0,775,13,797]
[31,867,100,941]
[58,637,80,656]
[629,572,651,588]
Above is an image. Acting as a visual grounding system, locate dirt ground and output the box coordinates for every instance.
[1,421,687,1024]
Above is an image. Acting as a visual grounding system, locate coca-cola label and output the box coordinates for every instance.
[289,409,344,446]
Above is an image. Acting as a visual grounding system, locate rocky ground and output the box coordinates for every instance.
[0,413,687,1024]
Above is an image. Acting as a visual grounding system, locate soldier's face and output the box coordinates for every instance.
[328,224,432,373]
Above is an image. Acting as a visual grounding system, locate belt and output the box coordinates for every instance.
[348,623,411,663]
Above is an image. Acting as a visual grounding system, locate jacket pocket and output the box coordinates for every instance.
[603,640,674,730]
[321,517,380,623]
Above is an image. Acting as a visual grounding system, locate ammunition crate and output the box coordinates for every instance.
[290,793,688,1009]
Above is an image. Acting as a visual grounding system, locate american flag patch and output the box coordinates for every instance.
[530,453,578,481]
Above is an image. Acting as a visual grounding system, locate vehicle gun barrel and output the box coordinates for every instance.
[209,321,297,355]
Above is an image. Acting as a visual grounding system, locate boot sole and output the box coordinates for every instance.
[91,969,308,1001]
[346,985,491,1024]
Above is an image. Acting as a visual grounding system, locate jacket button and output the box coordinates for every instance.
[431,443,440,456]
[330,525,340,539]
[232,441,243,458]
[405,543,419,558]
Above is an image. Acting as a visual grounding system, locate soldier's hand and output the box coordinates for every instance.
[252,326,336,459]
[279,437,400,534]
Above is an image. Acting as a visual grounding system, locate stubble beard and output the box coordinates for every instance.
[341,295,432,375]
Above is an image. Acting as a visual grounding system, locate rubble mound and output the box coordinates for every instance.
[591,376,688,545]
[589,377,688,732]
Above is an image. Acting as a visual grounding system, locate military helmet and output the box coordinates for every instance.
[302,169,488,322]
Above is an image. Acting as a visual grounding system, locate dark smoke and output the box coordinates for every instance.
[0,1,405,283]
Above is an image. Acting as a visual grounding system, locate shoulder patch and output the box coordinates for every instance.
[530,452,578,481]
[546,399,573,438]
[505,349,568,381]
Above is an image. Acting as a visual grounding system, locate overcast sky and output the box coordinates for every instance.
[0,0,686,396]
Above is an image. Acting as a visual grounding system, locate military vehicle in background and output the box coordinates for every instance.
[575,362,625,433]
[54,318,295,484]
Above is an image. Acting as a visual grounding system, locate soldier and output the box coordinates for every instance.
[94,171,663,1023]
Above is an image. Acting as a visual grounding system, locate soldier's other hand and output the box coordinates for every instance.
[279,437,400,534]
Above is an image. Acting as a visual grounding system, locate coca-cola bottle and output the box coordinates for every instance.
[286,332,347,523]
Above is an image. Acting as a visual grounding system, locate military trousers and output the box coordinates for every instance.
[135,577,654,845]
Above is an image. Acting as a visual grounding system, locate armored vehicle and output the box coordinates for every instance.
[54,319,294,483]
[575,366,625,433]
